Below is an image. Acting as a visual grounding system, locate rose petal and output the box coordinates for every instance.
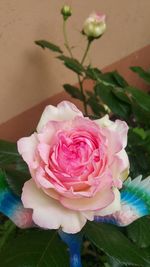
[37,101,83,132]
[37,143,50,164]
[22,179,89,233]
[17,133,38,169]
[60,186,114,211]
[35,167,54,188]
[94,188,121,216]
[110,149,129,183]
[96,116,128,154]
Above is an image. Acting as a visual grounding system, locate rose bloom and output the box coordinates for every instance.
[17,101,129,233]
[83,12,106,39]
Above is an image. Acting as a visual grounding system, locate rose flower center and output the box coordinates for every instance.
[48,129,106,179]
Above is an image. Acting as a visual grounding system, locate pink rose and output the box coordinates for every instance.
[17,101,129,233]
[83,12,106,39]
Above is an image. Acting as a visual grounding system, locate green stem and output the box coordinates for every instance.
[62,19,89,116]
[81,40,92,65]
[78,40,92,116]
[77,75,88,116]
[63,20,73,58]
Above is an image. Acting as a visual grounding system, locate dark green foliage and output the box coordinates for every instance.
[130,66,150,84]
[0,229,69,267]
[127,128,150,177]
[63,84,84,100]
[5,168,30,196]
[0,139,29,196]
[85,66,102,80]
[111,71,128,88]
[58,55,84,75]
[125,86,150,126]
[86,91,106,116]
[0,140,21,167]
[86,69,128,88]
[35,40,63,53]
[127,217,150,248]
[85,222,150,266]
[95,83,131,119]
[0,220,16,252]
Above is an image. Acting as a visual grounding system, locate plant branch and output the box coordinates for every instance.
[77,75,88,116]
[78,40,92,116]
[63,19,89,116]
[81,40,92,65]
[63,20,73,58]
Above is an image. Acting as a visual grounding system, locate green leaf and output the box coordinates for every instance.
[0,169,8,190]
[108,257,125,267]
[127,217,150,248]
[112,87,131,104]
[0,229,69,267]
[85,66,102,80]
[58,55,84,75]
[95,83,130,119]
[94,72,118,87]
[91,71,127,88]
[126,86,150,113]
[127,128,150,177]
[111,71,128,88]
[130,66,150,84]
[0,220,16,252]
[0,140,21,166]
[35,40,63,53]
[85,222,150,266]
[5,168,30,196]
[87,96,106,116]
[132,128,148,140]
[132,104,150,126]
[63,84,84,100]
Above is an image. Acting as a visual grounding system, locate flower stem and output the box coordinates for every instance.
[77,75,88,116]
[78,40,92,116]
[63,20,73,58]
[81,39,92,65]
[62,20,89,116]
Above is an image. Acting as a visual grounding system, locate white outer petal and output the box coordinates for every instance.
[95,115,113,127]
[94,188,121,216]
[95,115,129,153]
[22,179,91,234]
[17,133,38,168]
[37,101,83,132]
[110,149,129,182]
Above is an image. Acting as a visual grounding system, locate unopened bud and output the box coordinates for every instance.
[83,12,106,39]
[61,5,72,21]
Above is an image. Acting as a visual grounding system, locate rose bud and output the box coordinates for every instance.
[83,12,106,39]
[61,5,72,21]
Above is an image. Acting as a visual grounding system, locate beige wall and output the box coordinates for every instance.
[0,0,149,124]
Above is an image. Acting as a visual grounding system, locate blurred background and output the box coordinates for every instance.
[0,0,150,125]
